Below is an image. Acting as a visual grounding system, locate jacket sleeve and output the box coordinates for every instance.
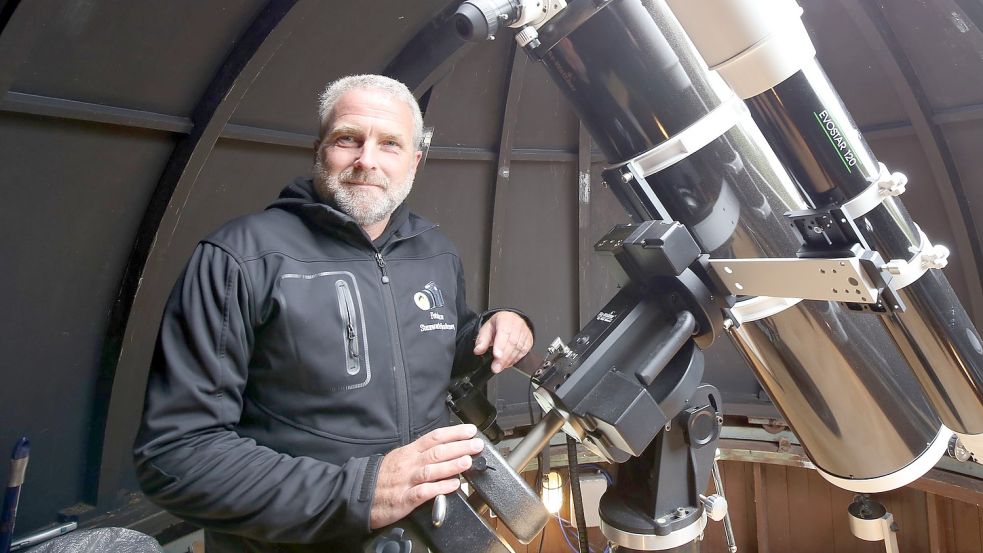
[133,242,381,544]
[450,255,535,378]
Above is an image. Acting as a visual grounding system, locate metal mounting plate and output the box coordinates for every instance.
[709,257,879,303]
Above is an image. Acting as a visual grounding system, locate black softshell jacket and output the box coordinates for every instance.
[134,178,514,552]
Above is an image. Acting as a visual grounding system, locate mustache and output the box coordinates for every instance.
[338,168,389,188]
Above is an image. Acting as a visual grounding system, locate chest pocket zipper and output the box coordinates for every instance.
[336,279,361,375]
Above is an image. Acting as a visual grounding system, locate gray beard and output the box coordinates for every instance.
[313,160,414,227]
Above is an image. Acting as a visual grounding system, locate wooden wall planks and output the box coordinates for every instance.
[482,459,983,552]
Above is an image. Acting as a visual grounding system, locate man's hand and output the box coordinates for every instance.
[473,311,533,373]
[370,424,484,529]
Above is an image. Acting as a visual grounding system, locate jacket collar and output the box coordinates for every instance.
[269,177,436,250]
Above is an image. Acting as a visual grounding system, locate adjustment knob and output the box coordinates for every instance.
[515,25,541,48]
[700,494,728,522]
[370,527,413,553]
[471,455,488,471]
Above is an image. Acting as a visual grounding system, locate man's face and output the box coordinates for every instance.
[313,88,422,227]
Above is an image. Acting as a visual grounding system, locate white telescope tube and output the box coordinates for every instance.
[667,0,816,99]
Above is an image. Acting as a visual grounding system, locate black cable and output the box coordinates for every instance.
[566,436,590,553]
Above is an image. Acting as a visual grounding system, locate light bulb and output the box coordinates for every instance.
[541,471,564,514]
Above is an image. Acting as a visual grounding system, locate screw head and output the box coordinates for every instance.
[471,455,489,471]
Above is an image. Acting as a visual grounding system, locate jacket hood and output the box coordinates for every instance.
[268,176,424,248]
[270,176,322,208]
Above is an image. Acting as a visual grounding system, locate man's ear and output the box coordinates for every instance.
[312,138,321,163]
[411,149,423,174]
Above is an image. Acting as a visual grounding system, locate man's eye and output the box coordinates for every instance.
[383,140,400,148]
[334,134,361,148]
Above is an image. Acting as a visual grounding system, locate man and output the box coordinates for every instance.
[134,74,534,552]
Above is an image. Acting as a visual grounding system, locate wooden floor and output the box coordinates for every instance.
[495,460,983,553]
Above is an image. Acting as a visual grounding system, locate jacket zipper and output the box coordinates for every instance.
[335,280,360,376]
[376,251,412,445]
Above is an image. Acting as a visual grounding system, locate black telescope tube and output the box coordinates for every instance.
[746,58,983,434]
[745,63,880,204]
[533,0,721,163]
[530,0,943,484]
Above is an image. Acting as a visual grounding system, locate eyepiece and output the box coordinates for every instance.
[454,2,490,41]
[454,0,520,41]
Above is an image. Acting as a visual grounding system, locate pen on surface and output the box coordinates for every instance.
[0,437,29,553]
[8,521,77,552]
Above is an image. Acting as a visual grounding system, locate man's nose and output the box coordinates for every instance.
[354,143,379,170]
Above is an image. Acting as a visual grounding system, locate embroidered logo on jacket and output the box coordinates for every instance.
[415,281,455,333]
[414,281,445,311]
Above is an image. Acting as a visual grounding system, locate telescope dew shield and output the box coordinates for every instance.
[529,0,945,491]
[668,0,983,436]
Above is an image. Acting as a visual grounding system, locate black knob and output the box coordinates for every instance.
[370,527,413,553]
[472,455,488,472]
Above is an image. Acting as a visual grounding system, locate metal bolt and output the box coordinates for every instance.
[471,455,489,471]
[621,172,634,183]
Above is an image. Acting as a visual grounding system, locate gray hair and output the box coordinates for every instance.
[317,74,424,151]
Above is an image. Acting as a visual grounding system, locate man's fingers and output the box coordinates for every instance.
[414,455,473,485]
[477,312,533,372]
[417,424,478,451]
[490,326,516,373]
[491,325,516,359]
[373,426,483,529]
[411,479,462,503]
[492,323,532,372]
[425,438,484,464]
[474,320,494,355]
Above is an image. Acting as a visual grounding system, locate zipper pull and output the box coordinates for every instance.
[375,253,390,284]
[347,323,359,358]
